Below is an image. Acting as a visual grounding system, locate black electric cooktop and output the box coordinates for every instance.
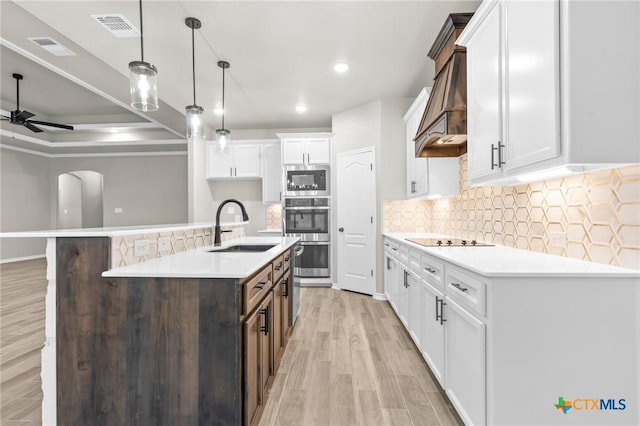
[406,238,494,247]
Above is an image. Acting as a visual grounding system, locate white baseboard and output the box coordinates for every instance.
[331,283,341,290]
[0,254,46,264]
[372,292,387,301]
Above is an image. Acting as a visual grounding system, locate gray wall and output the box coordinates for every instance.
[331,98,411,294]
[52,155,188,227]
[1,149,189,261]
[0,149,51,260]
[73,170,104,228]
[57,172,83,229]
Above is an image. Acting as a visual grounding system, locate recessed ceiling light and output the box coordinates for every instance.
[213,108,224,115]
[333,62,349,73]
[295,105,307,113]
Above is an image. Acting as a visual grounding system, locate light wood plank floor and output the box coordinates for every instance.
[0,259,462,426]
[260,287,462,426]
[0,258,46,425]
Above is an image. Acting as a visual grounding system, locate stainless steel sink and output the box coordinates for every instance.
[208,244,276,253]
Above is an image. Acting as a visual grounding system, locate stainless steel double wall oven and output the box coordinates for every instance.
[283,165,331,278]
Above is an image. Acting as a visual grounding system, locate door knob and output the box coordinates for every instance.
[338,227,344,232]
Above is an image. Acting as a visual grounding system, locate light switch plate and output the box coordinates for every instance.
[158,237,171,253]
[114,207,123,214]
[549,232,567,248]
[134,239,150,257]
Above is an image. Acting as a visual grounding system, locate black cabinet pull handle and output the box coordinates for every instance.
[255,281,267,290]
[498,141,505,167]
[451,282,469,293]
[425,267,436,274]
[491,143,498,170]
[435,296,441,322]
[260,306,269,335]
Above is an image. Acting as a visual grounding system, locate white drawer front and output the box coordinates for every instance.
[399,245,409,266]
[421,253,445,289]
[384,238,400,258]
[445,267,486,316]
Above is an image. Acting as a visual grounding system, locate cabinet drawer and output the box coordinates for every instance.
[384,238,399,257]
[282,250,291,272]
[399,245,409,266]
[421,254,445,289]
[272,254,285,282]
[244,266,273,315]
[445,267,486,316]
[409,250,421,272]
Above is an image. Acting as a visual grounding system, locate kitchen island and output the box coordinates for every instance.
[1,224,298,426]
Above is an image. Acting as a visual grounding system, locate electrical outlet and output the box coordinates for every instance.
[235,214,241,222]
[227,206,235,214]
[114,207,123,214]
[158,237,171,253]
[549,232,567,248]
[134,239,150,257]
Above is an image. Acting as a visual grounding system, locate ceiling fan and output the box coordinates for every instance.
[1,73,74,133]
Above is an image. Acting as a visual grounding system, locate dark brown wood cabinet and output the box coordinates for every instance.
[56,237,295,426]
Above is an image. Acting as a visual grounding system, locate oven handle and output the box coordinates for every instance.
[283,206,330,210]
[298,242,330,246]
[294,246,305,256]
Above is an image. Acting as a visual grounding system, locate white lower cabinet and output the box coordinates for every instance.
[420,280,445,386]
[383,236,639,426]
[444,297,486,426]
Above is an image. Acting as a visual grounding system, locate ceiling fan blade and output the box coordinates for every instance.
[28,119,74,131]
[24,122,44,133]
[14,110,35,120]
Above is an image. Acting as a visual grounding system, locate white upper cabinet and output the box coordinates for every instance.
[458,0,640,186]
[261,142,282,204]
[278,133,332,165]
[404,88,459,199]
[206,142,261,180]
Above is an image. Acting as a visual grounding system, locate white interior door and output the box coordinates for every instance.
[336,147,376,295]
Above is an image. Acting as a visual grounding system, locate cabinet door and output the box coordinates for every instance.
[207,144,234,179]
[466,0,504,182]
[272,280,284,366]
[282,139,307,165]
[398,269,409,328]
[445,297,486,426]
[384,255,400,314]
[420,280,445,386]
[504,0,560,171]
[259,292,274,397]
[244,307,261,425]
[414,159,429,195]
[306,138,331,164]
[282,276,291,332]
[234,145,261,178]
[407,270,421,347]
[262,143,282,204]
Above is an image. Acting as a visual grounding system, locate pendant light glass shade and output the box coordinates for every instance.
[213,60,231,155]
[129,0,158,112]
[214,128,231,155]
[184,17,204,139]
[129,61,158,112]
[185,104,204,139]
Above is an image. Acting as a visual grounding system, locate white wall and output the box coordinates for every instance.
[72,170,104,228]
[57,173,83,229]
[331,98,411,293]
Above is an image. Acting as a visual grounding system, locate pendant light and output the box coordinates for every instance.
[185,17,204,139]
[214,60,231,155]
[128,0,158,112]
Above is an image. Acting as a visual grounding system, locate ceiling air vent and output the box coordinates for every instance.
[91,14,139,38]
[28,37,76,56]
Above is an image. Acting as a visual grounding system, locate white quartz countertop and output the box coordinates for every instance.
[258,229,283,234]
[102,236,300,279]
[0,222,247,238]
[384,233,640,278]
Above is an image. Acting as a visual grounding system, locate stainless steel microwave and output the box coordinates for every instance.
[284,165,330,197]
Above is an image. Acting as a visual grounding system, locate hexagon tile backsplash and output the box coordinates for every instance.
[384,155,640,270]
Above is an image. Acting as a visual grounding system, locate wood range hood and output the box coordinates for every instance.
[414,13,473,158]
